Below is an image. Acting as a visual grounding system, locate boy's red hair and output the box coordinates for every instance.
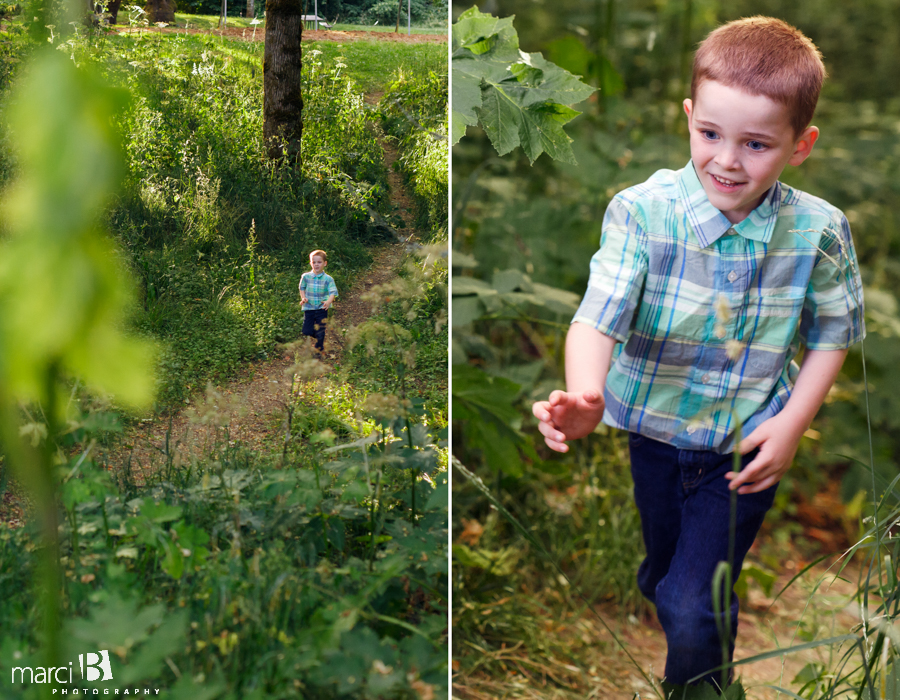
[691,16,826,136]
[309,249,327,262]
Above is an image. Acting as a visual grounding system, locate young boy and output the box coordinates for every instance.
[299,250,338,356]
[533,17,864,688]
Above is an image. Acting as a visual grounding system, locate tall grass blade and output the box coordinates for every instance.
[453,456,664,698]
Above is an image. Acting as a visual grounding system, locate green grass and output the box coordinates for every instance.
[330,22,447,34]
[172,12,261,28]
[307,40,446,93]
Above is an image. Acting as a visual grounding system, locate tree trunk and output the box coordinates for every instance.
[263,0,303,163]
[106,0,121,23]
[144,0,174,23]
[245,0,254,18]
[394,0,401,33]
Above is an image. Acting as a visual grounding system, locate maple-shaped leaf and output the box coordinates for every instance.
[451,6,596,163]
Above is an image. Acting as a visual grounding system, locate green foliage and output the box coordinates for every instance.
[0,17,447,699]
[379,67,449,235]
[0,31,414,408]
[451,7,595,162]
[0,52,155,408]
[0,421,447,697]
[336,0,446,26]
[345,246,449,425]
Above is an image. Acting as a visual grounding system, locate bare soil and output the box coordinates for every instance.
[115,25,446,44]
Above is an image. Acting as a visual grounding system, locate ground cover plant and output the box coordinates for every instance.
[379,67,448,234]
[451,2,900,698]
[0,6,448,698]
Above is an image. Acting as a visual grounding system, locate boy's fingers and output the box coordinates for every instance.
[544,439,569,453]
[727,453,768,490]
[579,390,604,413]
[537,420,567,445]
[737,474,777,495]
[548,390,570,408]
[738,426,768,454]
[532,401,552,422]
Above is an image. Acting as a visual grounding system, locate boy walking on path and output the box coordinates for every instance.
[533,17,865,689]
[299,249,338,356]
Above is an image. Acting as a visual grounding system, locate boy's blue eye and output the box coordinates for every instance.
[701,130,718,140]
[747,140,766,151]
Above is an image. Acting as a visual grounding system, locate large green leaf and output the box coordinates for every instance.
[451,7,596,163]
[452,364,534,476]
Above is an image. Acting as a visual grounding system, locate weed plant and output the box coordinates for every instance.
[379,68,448,236]
[343,246,448,425]
[0,405,448,698]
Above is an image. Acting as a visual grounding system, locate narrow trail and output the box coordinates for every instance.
[102,96,419,479]
[457,540,862,699]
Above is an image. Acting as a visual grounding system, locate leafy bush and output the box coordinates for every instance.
[379,69,448,236]
[0,406,448,698]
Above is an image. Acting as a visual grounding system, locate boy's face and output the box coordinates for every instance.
[684,80,819,224]
[310,255,326,274]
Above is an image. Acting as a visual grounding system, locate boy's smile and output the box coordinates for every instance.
[684,80,819,224]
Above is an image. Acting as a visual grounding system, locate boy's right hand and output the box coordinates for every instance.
[532,390,605,453]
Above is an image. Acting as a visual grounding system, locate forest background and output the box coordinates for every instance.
[452,0,900,697]
[175,0,448,31]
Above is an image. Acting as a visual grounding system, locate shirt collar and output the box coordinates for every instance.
[677,160,781,248]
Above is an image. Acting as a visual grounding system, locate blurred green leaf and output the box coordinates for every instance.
[0,51,156,407]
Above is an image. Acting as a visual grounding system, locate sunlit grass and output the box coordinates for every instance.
[172,12,260,28]
[329,22,447,34]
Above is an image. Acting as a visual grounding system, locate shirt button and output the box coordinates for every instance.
[727,271,738,283]
[701,373,711,384]
[714,325,727,339]
[686,425,698,435]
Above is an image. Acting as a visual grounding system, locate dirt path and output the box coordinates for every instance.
[99,99,420,479]
[455,556,863,700]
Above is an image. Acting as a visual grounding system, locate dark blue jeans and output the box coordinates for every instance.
[628,432,778,687]
[302,308,328,351]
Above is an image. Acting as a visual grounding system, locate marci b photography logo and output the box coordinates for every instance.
[9,648,163,695]
[11,649,112,684]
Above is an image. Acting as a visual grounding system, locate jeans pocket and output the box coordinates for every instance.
[628,432,645,448]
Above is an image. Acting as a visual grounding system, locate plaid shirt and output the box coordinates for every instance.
[573,161,865,453]
[299,271,338,310]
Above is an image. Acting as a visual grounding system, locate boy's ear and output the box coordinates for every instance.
[788,125,819,166]
[683,98,693,121]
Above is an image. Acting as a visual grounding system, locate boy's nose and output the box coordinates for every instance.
[715,145,740,169]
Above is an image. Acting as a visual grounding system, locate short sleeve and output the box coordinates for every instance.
[571,196,648,342]
[328,276,338,297]
[299,274,308,292]
[800,213,866,349]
